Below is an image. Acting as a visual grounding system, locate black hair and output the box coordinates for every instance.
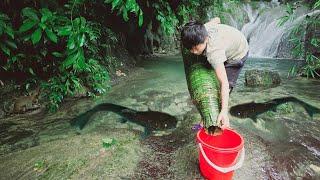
[181,21,208,50]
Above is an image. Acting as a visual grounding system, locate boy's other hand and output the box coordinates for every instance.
[217,110,230,129]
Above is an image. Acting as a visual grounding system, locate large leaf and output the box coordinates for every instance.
[22,7,39,21]
[19,19,37,32]
[39,22,47,30]
[111,0,121,10]
[58,26,72,36]
[45,28,58,43]
[52,52,64,58]
[40,8,52,23]
[138,10,143,27]
[28,68,36,75]
[31,28,42,44]
[5,40,17,49]
[314,0,320,9]
[63,51,79,69]
[77,48,86,70]
[5,26,14,39]
[0,44,10,56]
[122,9,129,21]
[79,34,85,47]
[67,36,76,50]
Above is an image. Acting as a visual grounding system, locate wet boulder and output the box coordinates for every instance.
[245,69,281,87]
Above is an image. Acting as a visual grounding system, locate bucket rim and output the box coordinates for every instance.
[197,128,244,152]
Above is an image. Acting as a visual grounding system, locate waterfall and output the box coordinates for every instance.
[240,2,318,58]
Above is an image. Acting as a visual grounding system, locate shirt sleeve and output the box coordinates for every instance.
[207,49,227,68]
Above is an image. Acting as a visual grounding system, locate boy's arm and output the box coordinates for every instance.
[213,63,230,128]
[214,63,229,112]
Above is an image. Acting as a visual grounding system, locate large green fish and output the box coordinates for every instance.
[181,47,222,134]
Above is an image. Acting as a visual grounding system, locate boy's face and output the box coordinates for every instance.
[190,37,208,55]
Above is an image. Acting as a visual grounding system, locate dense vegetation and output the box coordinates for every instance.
[0,0,319,112]
[278,0,320,78]
[0,0,211,111]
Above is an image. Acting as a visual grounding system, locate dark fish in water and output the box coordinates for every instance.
[229,96,320,121]
[70,103,178,137]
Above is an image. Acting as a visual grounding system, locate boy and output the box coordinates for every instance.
[181,18,249,128]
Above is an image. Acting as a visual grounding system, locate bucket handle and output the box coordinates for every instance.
[198,143,245,173]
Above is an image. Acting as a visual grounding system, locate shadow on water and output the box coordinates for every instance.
[229,96,320,122]
[70,103,178,137]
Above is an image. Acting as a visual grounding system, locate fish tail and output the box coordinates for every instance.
[70,107,100,130]
[297,100,320,118]
[304,104,320,118]
[284,96,320,118]
[70,110,95,130]
[70,103,133,130]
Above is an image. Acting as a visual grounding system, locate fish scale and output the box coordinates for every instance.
[182,47,221,129]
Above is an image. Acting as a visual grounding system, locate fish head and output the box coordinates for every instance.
[229,101,256,118]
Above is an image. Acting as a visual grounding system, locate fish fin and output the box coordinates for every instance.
[291,97,320,118]
[303,103,320,118]
[70,111,92,130]
[140,128,151,139]
[251,116,258,122]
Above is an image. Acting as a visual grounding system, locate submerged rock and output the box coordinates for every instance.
[245,69,281,87]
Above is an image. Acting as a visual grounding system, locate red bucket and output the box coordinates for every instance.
[197,128,245,180]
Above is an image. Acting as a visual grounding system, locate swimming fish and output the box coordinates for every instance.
[229,96,320,121]
[70,103,178,137]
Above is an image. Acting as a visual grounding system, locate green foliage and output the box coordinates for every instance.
[278,2,320,78]
[43,15,111,111]
[33,160,47,172]
[0,13,16,57]
[277,3,295,27]
[42,73,79,112]
[102,137,116,148]
[153,0,178,35]
[60,17,92,71]
[104,0,143,26]
[19,7,59,44]
[276,102,294,114]
[1,1,116,112]
[314,0,320,9]
[85,58,111,95]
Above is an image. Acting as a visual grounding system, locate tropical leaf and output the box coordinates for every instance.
[19,19,37,32]
[52,52,64,58]
[0,44,10,56]
[58,26,72,36]
[45,28,58,43]
[22,7,39,21]
[31,28,42,44]
[5,40,17,49]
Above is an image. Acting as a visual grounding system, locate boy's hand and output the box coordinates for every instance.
[217,110,230,129]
